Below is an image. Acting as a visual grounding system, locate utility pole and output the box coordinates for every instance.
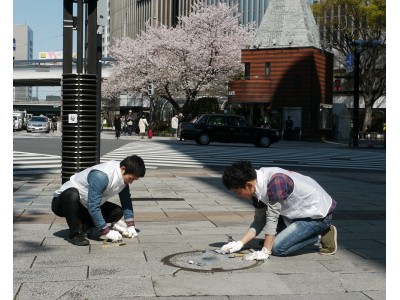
[147,83,154,125]
[352,47,360,147]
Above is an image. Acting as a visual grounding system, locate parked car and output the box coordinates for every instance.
[13,116,22,131]
[179,114,280,147]
[26,116,50,133]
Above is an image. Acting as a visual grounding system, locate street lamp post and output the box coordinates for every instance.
[352,46,361,147]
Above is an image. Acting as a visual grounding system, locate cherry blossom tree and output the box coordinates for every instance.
[103,2,255,114]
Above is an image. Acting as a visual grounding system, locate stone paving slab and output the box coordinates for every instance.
[15,277,156,299]
[14,266,88,284]
[229,293,377,300]
[153,272,293,296]
[12,165,386,299]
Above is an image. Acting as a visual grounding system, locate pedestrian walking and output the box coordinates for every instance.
[51,155,146,246]
[51,116,58,132]
[120,115,126,136]
[178,113,184,141]
[125,110,135,138]
[171,114,179,139]
[284,116,294,140]
[114,115,122,139]
[220,160,337,260]
[138,114,149,139]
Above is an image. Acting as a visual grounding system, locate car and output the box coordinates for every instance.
[13,116,22,131]
[26,116,50,133]
[179,114,280,147]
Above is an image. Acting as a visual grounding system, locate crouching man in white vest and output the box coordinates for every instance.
[220,160,337,260]
[52,155,146,246]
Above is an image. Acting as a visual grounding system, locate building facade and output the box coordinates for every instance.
[97,0,111,58]
[13,24,33,100]
[109,0,272,42]
[228,0,334,139]
[107,0,273,117]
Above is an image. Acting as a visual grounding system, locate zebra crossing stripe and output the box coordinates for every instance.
[13,141,385,175]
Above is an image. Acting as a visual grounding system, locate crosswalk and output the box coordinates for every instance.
[13,141,386,175]
[13,151,62,175]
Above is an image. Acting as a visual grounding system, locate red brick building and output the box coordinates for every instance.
[227,0,334,139]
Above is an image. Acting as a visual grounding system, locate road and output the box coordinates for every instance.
[13,129,386,176]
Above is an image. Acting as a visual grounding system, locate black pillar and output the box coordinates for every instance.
[96,33,103,164]
[76,0,84,73]
[353,50,360,147]
[87,0,97,74]
[63,0,73,74]
[62,0,99,183]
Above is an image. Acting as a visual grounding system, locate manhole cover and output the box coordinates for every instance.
[162,250,263,273]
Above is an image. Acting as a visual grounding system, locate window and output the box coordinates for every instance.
[208,116,225,126]
[265,62,271,79]
[228,116,248,127]
[245,63,251,80]
[227,116,240,127]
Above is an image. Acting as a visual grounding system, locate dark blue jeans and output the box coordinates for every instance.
[127,125,133,136]
[272,214,332,256]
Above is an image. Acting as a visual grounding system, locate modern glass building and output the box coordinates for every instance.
[109,0,272,42]
[205,0,269,29]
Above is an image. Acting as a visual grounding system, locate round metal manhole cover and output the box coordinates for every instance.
[162,250,263,273]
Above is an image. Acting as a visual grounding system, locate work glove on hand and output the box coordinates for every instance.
[220,241,244,254]
[243,247,271,261]
[112,220,133,238]
[101,229,122,242]
[127,226,138,238]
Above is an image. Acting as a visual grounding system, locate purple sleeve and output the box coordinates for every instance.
[267,173,294,202]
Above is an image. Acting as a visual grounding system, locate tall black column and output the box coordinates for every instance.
[63,0,73,74]
[352,50,360,147]
[62,0,99,183]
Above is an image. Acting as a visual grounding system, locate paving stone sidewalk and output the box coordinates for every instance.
[13,166,385,299]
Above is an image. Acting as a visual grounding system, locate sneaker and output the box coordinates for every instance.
[68,232,90,246]
[319,225,337,255]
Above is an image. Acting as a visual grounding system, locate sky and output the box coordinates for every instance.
[12,0,64,98]
[13,0,64,58]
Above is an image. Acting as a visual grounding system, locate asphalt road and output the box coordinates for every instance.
[13,132,132,156]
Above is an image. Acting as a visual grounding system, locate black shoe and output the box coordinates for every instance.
[68,232,90,246]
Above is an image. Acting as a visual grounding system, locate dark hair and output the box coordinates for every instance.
[120,155,146,177]
[222,160,257,189]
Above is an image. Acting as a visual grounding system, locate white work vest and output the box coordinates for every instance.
[54,160,126,208]
[255,167,332,220]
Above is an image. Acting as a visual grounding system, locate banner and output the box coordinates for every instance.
[39,52,77,59]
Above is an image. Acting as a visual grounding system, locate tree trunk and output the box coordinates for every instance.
[362,103,373,132]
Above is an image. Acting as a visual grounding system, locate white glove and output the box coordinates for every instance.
[112,220,132,238]
[220,241,244,254]
[243,247,271,261]
[101,229,122,242]
[127,226,138,238]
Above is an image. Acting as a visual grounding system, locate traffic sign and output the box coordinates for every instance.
[345,53,353,67]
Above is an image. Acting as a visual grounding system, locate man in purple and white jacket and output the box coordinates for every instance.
[220,160,337,260]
